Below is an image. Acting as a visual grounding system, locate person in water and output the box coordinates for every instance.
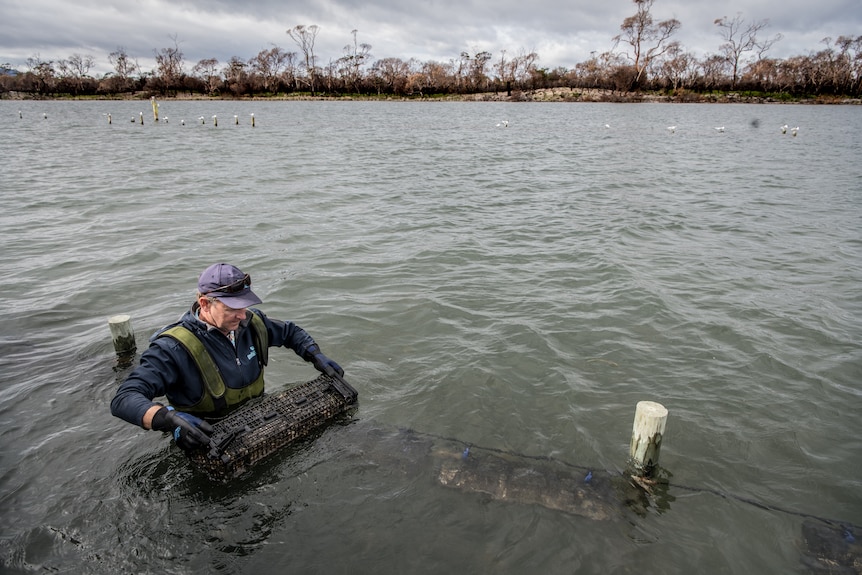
[110,262,343,451]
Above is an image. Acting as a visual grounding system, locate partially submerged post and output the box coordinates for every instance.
[629,401,668,477]
[108,314,136,356]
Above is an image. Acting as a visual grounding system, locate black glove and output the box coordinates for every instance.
[305,344,344,377]
[151,406,213,451]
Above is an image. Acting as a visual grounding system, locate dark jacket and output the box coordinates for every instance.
[110,303,317,427]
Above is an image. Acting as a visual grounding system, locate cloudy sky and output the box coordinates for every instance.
[1,0,860,76]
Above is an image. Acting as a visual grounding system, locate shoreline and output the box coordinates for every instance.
[3,87,860,104]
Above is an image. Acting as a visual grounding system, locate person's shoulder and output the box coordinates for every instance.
[248,307,270,321]
[148,310,200,342]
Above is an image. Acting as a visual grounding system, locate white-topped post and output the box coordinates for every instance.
[629,401,668,476]
[108,314,136,356]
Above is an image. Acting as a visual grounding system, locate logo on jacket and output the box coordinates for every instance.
[247,346,257,361]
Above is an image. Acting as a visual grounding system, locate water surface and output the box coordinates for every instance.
[1,99,860,574]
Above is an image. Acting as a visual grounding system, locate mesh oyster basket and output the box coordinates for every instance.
[187,372,358,481]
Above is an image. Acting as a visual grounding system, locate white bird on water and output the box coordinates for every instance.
[496,119,509,127]
[714,126,725,132]
[781,124,789,134]
[667,126,676,133]
[199,116,206,124]
[791,126,799,137]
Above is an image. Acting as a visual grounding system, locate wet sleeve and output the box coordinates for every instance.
[109,340,177,428]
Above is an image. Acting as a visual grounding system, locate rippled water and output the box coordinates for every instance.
[1,99,860,574]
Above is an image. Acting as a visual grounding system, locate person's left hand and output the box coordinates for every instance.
[306,345,344,377]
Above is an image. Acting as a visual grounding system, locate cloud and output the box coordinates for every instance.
[1,0,859,76]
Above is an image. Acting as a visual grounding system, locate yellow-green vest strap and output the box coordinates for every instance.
[161,326,226,400]
[248,311,269,367]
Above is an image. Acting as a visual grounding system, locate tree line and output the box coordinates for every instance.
[2,0,860,100]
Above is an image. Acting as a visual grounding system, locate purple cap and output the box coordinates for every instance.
[197,263,263,309]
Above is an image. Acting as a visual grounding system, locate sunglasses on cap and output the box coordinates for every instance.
[205,274,251,295]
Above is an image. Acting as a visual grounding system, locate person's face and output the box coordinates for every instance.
[200,297,247,334]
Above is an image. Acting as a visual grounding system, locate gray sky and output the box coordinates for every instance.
[1,0,860,76]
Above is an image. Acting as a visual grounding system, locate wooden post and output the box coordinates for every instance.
[629,401,668,476]
[108,314,136,355]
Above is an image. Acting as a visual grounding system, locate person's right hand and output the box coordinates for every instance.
[151,406,213,451]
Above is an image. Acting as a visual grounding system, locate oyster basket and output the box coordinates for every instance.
[188,372,358,481]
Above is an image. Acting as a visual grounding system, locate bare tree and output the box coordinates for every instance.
[99,48,139,95]
[57,53,95,94]
[110,48,136,78]
[192,58,221,95]
[25,54,56,96]
[494,49,509,92]
[337,29,372,93]
[714,13,779,89]
[152,35,185,94]
[370,57,412,94]
[456,52,471,92]
[510,48,539,88]
[250,46,290,93]
[287,24,319,94]
[698,53,728,91]
[613,0,681,90]
[836,35,862,95]
[222,56,250,96]
[419,60,455,93]
[656,44,693,91]
[745,57,781,92]
[469,50,492,91]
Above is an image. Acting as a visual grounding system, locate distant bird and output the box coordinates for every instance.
[212,115,218,127]
[43,113,47,119]
[781,124,789,134]
[791,126,799,137]
[139,111,144,124]
[234,114,239,125]
[18,110,22,119]
[164,116,169,123]
[604,123,611,129]
[714,126,725,132]
[181,119,185,126]
[199,116,206,124]
[496,120,509,127]
[667,126,676,133]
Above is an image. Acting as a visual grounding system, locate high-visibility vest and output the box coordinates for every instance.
[159,311,269,417]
